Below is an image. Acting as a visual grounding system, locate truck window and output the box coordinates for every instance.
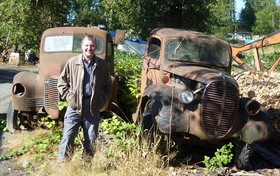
[147,38,161,59]
[44,36,73,52]
[44,35,104,54]
[167,39,230,67]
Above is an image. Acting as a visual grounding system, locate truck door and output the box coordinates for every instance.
[140,37,162,94]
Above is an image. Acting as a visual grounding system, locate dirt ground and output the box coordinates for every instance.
[0,131,28,176]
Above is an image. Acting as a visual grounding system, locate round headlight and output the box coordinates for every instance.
[181,91,194,104]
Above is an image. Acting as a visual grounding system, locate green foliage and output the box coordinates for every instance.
[0,146,29,161]
[0,119,8,132]
[102,0,215,39]
[99,115,136,138]
[239,1,256,32]
[40,116,58,130]
[0,0,70,53]
[203,142,234,174]
[99,115,137,153]
[28,130,62,156]
[251,0,280,35]
[69,0,106,26]
[0,116,62,161]
[208,0,235,38]
[58,101,68,111]
[263,52,280,72]
[242,49,280,72]
[0,128,62,161]
[114,50,142,113]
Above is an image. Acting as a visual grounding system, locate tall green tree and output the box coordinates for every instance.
[208,0,235,38]
[239,0,256,32]
[101,0,213,39]
[0,0,70,52]
[69,0,106,26]
[250,0,280,35]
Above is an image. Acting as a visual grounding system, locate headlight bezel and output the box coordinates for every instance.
[180,90,194,104]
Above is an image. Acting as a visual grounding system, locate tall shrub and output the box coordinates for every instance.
[114,50,142,117]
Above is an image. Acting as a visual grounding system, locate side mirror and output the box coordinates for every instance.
[114,30,125,45]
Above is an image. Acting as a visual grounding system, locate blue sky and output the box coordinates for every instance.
[235,0,245,19]
[236,0,245,14]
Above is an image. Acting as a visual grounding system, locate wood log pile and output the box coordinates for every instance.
[234,71,280,131]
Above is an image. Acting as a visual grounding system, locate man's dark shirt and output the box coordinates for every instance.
[82,56,95,98]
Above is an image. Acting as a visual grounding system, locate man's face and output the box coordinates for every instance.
[81,38,96,60]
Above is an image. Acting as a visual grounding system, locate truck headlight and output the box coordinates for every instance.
[181,91,194,104]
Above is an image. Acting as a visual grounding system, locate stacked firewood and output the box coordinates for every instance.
[234,71,280,121]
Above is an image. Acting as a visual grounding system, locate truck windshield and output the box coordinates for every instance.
[44,35,103,54]
[167,39,230,67]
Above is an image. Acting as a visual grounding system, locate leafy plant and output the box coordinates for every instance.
[114,50,142,115]
[99,115,136,139]
[262,51,280,72]
[203,142,234,174]
[99,115,137,153]
[40,116,57,129]
[0,115,63,161]
[0,146,28,160]
[238,46,280,72]
[0,119,8,132]
[0,128,63,161]
[58,101,68,111]
[28,130,62,155]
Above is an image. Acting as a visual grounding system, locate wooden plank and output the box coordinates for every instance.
[253,48,263,71]
[269,57,280,73]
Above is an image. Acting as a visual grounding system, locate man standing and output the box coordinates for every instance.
[57,35,112,162]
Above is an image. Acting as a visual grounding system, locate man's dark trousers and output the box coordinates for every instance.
[57,98,100,162]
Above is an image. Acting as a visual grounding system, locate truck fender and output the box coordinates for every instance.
[133,83,188,134]
[11,71,42,111]
[132,83,166,123]
[240,106,272,144]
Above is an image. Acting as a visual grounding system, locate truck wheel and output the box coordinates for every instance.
[235,141,254,170]
[6,102,20,133]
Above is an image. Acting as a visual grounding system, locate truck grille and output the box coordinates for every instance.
[26,98,44,107]
[201,80,239,139]
[45,78,59,110]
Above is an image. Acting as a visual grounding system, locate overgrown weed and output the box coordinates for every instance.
[2,115,173,176]
[92,115,168,176]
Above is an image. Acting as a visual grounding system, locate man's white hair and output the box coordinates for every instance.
[82,35,97,45]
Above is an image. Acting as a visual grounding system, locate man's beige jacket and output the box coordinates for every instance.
[57,54,112,115]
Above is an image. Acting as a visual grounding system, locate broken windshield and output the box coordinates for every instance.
[167,39,230,67]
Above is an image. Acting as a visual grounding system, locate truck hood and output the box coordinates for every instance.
[39,53,77,78]
[163,63,237,86]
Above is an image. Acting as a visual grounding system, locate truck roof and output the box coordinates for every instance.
[42,27,109,38]
[150,28,229,46]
